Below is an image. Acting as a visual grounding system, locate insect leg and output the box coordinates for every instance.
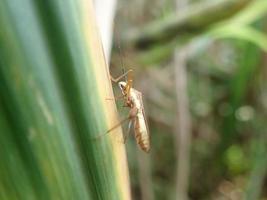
[110,69,133,83]
[91,108,138,141]
[91,116,130,141]
[105,95,124,101]
[123,119,134,144]
[107,117,130,134]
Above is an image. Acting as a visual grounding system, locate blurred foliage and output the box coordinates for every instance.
[112,0,267,199]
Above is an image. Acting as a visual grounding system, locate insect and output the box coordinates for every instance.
[107,69,150,153]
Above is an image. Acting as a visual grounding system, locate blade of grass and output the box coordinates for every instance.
[0,0,131,199]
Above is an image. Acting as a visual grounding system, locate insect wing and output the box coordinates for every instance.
[136,91,150,137]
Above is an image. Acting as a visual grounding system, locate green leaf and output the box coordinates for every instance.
[208,25,267,52]
[0,0,131,199]
[207,0,267,52]
[229,0,267,25]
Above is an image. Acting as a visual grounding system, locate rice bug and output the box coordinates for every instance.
[107,69,150,153]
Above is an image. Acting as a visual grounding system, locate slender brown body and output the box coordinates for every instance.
[109,69,150,153]
[127,88,150,152]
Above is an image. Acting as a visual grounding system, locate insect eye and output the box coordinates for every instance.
[119,82,125,90]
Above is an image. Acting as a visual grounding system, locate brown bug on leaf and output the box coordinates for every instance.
[107,69,150,153]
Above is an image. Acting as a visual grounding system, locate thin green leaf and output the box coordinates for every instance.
[208,25,267,52]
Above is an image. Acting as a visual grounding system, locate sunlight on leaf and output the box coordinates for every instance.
[230,0,267,25]
[206,0,267,52]
[208,25,267,52]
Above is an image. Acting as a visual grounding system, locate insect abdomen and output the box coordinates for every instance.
[134,112,150,152]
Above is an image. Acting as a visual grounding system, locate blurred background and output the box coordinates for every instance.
[96,0,267,199]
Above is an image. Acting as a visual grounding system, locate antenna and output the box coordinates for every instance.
[117,39,124,69]
[115,26,127,81]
